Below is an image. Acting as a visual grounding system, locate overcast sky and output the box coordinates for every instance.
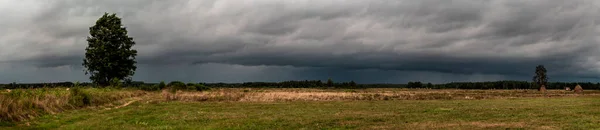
[1,0,600,83]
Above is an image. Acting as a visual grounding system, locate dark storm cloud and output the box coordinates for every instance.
[1,0,600,83]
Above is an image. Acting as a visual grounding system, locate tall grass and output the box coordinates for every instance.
[0,87,147,123]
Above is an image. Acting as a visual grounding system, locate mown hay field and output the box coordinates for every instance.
[2,88,600,129]
[163,88,600,101]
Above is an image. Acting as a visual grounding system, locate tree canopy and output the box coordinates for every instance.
[327,78,334,87]
[83,13,137,86]
[533,65,548,90]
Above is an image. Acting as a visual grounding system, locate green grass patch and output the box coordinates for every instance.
[6,97,600,129]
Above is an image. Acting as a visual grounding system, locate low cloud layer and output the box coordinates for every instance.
[1,0,600,83]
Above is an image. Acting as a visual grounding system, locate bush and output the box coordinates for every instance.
[69,87,91,107]
[165,82,211,92]
[187,85,197,90]
[158,81,166,89]
[74,81,81,87]
[140,85,161,91]
[109,78,122,88]
[168,81,186,88]
[168,81,188,92]
[186,83,196,87]
[184,83,210,91]
[193,84,211,91]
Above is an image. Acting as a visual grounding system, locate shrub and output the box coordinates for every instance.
[193,84,211,91]
[69,87,91,107]
[186,83,196,87]
[109,78,122,88]
[140,85,161,91]
[74,81,80,87]
[158,81,166,89]
[168,81,188,92]
[168,81,186,88]
[187,85,197,90]
[186,83,211,91]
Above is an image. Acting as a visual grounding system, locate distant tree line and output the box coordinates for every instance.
[1,80,600,90]
[406,81,600,90]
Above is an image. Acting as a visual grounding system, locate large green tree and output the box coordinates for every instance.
[83,13,137,86]
[533,65,548,91]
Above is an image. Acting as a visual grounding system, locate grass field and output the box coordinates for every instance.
[3,88,600,129]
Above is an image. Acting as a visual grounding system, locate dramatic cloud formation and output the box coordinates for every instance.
[0,0,599,83]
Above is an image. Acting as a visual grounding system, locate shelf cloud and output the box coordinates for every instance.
[1,0,599,83]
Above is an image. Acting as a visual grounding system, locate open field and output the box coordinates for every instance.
[163,88,600,101]
[2,88,600,129]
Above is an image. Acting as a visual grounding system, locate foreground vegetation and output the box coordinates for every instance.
[2,88,600,129]
[0,87,147,123]
[5,96,600,129]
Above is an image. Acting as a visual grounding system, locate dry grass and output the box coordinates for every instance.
[13,96,600,129]
[0,88,147,122]
[5,88,600,129]
[4,87,598,125]
[161,88,600,102]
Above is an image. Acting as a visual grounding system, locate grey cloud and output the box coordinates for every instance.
[1,0,600,83]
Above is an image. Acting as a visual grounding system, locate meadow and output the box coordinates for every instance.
[2,87,600,129]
